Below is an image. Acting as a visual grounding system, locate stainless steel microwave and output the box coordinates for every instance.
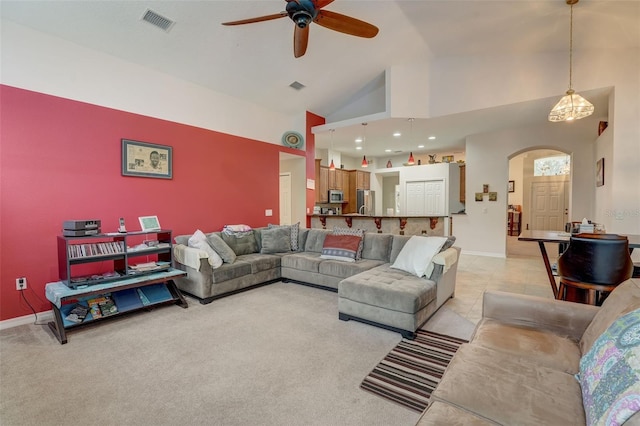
[328,190,344,203]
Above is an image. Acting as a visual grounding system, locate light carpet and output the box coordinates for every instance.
[0,282,473,426]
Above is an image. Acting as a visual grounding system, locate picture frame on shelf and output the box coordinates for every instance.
[122,139,172,179]
[442,155,454,163]
[508,180,515,193]
[138,216,161,232]
[483,184,489,193]
[475,192,484,202]
[596,158,605,187]
[488,192,497,201]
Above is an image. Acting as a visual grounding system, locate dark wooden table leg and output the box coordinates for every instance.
[537,241,558,299]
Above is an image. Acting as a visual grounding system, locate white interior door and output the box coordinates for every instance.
[406,181,425,215]
[405,180,445,216]
[279,173,292,225]
[530,181,567,230]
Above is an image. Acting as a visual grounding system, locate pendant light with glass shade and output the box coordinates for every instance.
[328,129,336,171]
[361,123,368,168]
[548,0,594,122]
[407,118,415,165]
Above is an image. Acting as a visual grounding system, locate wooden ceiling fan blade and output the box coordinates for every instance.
[314,0,335,9]
[294,26,310,58]
[222,12,288,26]
[314,10,378,38]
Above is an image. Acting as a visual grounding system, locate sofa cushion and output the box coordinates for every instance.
[391,235,447,277]
[578,308,640,426]
[237,253,281,274]
[304,229,329,253]
[268,222,300,251]
[319,258,386,279]
[432,344,585,426]
[417,401,497,426]
[210,261,252,283]
[361,233,393,262]
[220,231,258,256]
[333,227,365,260]
[320,234,362,262]
[339,265,436,314]
[206,233,237,264]
[260,227,291,254]
[390,235,411,264]
[470,318,582,374]
[281,252,324,273]
[581,279,640,354]
[187,230,223,269]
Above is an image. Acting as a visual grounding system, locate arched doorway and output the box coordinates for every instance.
[507,148,572,257]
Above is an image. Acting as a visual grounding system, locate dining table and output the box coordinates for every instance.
[518,230,640,300]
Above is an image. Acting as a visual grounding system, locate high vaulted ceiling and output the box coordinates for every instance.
[2,1,638,157]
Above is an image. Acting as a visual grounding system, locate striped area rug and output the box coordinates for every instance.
[360,330,467,412]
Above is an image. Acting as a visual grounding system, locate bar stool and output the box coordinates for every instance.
[557,233,634,306]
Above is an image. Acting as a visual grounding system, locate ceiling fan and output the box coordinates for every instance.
[222,0,379,58]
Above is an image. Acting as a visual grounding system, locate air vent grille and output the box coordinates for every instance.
[142,9,175,32]
[289,81,306,91]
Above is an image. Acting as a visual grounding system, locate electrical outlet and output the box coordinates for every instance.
[16,277,27,291]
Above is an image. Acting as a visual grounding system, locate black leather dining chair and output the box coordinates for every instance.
[557,233,634,305]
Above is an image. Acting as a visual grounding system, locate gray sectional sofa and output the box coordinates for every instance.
[173,227,460,337]
[416,278,640,425]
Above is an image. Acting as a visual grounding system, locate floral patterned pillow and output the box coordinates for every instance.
[578,308,640,426]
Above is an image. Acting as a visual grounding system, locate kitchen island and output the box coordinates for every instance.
[308,214,448,236]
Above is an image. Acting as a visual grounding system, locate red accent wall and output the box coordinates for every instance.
[0,85,305,321]
[305,111,325,227]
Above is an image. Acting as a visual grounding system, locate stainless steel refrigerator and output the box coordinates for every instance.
[356,189,375,215]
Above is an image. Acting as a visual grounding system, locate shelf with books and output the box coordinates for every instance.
[58,230,174,289]
[46,269,187,343]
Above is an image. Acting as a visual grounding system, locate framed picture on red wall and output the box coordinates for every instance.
[122,139,172,179]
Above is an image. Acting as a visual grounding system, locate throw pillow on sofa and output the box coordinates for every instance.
[261,227,292,254]
[333,227,365,260]
[320,234,362,263]
[268,222,300,251]
[206,233,237,264]
[188,230,224,269]
[390,235,448,277]
[577,308,640,426]
[220,231,258,256]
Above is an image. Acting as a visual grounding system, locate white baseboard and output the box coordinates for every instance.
[460,249,506,258]
[0,310,53,330]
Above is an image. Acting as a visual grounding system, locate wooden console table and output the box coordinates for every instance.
[45,269,187,344]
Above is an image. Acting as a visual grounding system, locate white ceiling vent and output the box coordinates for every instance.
[141,9,175,32]
[289,81,306,91]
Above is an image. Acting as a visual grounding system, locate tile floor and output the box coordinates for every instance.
[445,236,558,324]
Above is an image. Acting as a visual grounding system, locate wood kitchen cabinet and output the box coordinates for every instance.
[341,171,350,200]
[459,164,466,203]
[315,159,329,203]
[328,168,337,190]
[353,170,370,190]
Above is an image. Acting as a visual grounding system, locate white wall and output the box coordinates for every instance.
[454,123,601,256]
[431,49,640,243]
[0,20,302,145]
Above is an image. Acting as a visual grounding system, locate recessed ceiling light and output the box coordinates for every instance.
[393,132,401,137]
[356,146,362,150]
[428,136,436,140]
[385,149,392,152]
[355,138,363,143]
[418,145,424,148]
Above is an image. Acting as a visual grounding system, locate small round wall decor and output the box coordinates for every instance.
[282,131,304,149]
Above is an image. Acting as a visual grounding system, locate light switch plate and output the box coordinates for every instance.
[265,209,273,216]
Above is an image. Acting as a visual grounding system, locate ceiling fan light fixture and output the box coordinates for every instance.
[548,0,594,122]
